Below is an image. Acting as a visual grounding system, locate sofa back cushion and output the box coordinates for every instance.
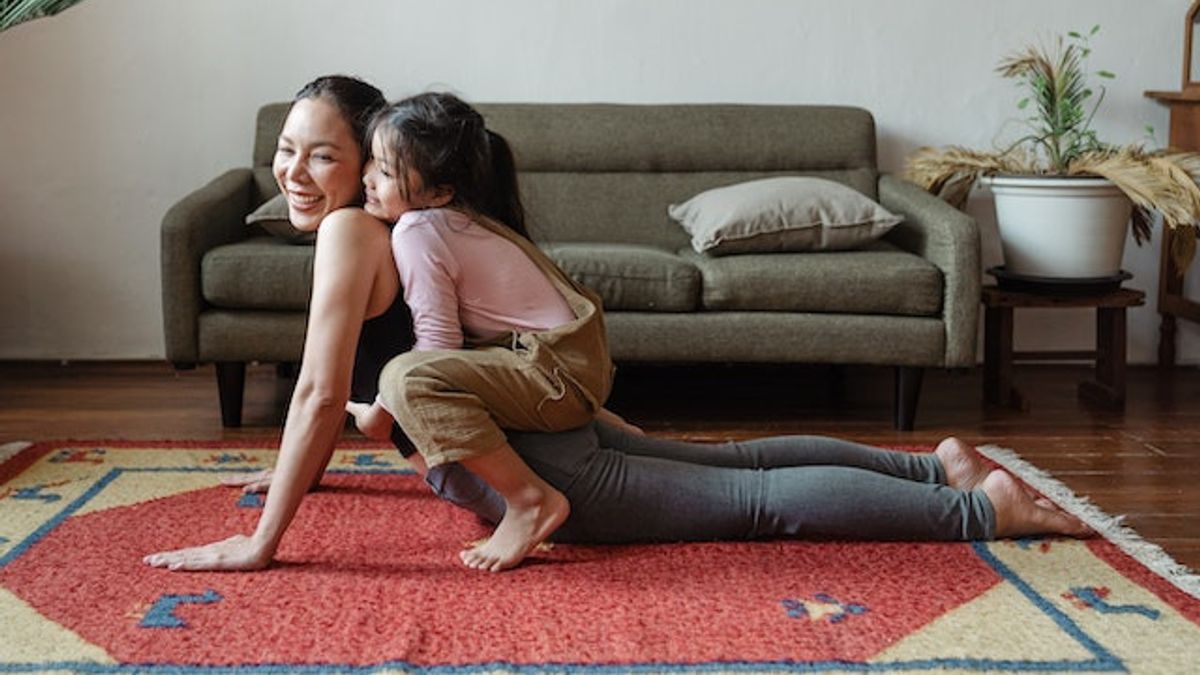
[252,103,878,248]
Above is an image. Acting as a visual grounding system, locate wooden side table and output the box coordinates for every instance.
[981,286,1145,411]
[1146,90,1200,367]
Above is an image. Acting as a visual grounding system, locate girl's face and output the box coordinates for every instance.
[363,130,451,222]
[272,97,364,231]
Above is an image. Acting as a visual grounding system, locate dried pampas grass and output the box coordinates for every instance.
[904,147,1200,272]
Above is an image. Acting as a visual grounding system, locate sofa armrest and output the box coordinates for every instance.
[161,168,256,365]
[879,174,980,368]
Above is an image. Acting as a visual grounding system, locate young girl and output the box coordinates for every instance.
[350,92,615,572]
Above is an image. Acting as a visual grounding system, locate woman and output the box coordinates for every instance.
[143,76,1088,573]
[145,75,404,571]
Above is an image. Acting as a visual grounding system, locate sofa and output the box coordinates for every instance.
[162,102,980,430]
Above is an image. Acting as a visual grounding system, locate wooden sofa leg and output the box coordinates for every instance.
[894,366,924,431]
[216,361,246,428]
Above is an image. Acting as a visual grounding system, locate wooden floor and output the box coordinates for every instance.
[1,360,1198,569]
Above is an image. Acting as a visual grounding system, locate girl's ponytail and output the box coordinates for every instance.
[484,130,528,240]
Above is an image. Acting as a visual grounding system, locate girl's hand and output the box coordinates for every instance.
[595,407,645,436]
[219,468,274,494]
[143,534,273,572]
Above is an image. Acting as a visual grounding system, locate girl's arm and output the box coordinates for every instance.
[144,209,394,571]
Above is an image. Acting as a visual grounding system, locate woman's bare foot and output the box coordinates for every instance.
[935,437,992,490]
[981,470,1093,539]
[935,439,1056,507]
[345,399,393,441]
[459,485,569,572]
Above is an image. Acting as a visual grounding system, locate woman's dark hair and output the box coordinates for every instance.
[293,75,386,156]
[368,92,527,239]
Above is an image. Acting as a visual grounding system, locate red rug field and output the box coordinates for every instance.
[1,440,1198,673]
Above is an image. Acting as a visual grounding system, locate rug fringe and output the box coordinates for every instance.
[978,443,1200,601]
[0,441,32,466]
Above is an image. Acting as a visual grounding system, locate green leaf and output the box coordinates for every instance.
[1097,70,1116,79]
[1017,98,1030,109]
[1090,24,1100,35]
[1068,31,1082,39]
[1,0,86,32]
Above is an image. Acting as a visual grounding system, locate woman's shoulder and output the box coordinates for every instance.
[320,207,390,235]
[322,206,387,228]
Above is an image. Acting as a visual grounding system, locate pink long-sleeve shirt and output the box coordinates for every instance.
[391,208,574,351]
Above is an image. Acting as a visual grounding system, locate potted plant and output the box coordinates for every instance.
[906,26,1200,286]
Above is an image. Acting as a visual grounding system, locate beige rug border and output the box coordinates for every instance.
[979,443,1200,601]
[0,441,32,466]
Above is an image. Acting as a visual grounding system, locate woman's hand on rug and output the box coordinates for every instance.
[143,534,273,572]
[220,468,275,493]
[220,467,324,493]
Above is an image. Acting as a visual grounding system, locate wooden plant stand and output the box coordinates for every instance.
[981,286,1145,411]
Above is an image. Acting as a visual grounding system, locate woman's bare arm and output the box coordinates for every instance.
[144,209,396,571]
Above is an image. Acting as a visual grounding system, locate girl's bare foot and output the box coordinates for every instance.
[459,485,569,572]
[345,399,393,441]
[981,470,1092,539]
[935,437,992,490]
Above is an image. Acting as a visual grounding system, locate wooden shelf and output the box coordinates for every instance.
[1145,89,1200,103]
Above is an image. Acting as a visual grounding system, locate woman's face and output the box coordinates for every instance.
[272,97,364,230]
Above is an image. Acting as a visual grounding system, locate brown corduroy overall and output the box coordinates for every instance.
[377,214,614,468]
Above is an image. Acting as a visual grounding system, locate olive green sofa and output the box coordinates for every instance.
[161,102,980,429]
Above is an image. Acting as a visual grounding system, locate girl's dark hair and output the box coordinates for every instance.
[369,92,527,239]
[294,75,386,156]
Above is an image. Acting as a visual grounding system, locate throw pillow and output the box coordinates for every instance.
[245,194,316,244]
[667,177,903,255]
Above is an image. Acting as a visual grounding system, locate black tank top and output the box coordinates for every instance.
[350,295,415,402]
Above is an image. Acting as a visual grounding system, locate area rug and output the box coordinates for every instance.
[1,440,1198,674]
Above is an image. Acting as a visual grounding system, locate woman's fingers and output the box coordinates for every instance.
[218,468,272,486]
[143,548,201,569]
[219,469,274,493]
[143,535,271,572]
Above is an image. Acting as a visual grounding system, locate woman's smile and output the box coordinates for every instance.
[286,190,324,209]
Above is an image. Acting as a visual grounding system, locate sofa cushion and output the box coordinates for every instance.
[202,237,313,310]
[682,240,942,316]
[668,177,902,255]
[521,170,881,251]
[245,194,316,244]
[541,243,700,312]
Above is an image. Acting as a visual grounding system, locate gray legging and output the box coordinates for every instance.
[354,298,994,543]
[422,422,996,543]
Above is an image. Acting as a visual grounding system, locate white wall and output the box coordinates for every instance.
[1,0,1197,362]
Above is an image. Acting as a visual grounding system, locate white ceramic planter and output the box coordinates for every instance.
[983,175,1133,279]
